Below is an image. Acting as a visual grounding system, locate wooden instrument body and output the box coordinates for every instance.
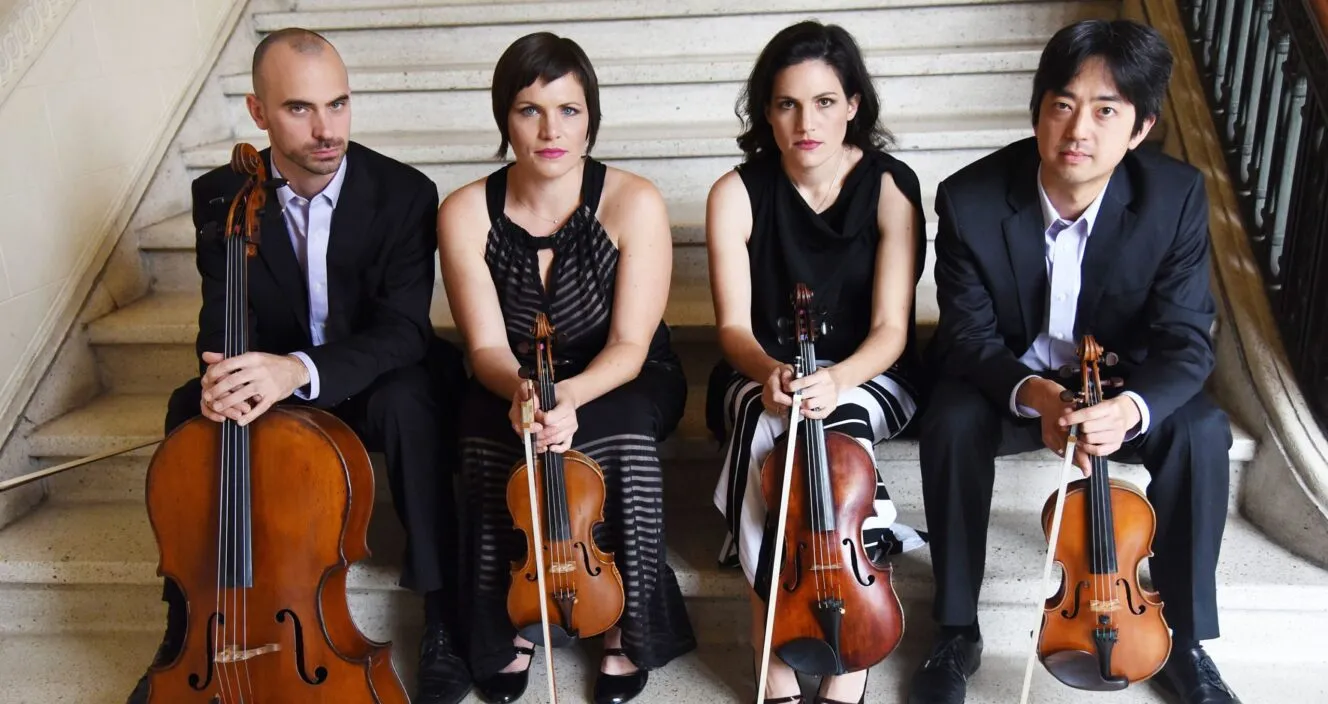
[506,448,625,645]
[760,428,904,675]
[1037,477,1169,688]
[144,406,407,703]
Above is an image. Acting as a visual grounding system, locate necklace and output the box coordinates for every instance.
[807,145,847,213]
[512,195,569,226]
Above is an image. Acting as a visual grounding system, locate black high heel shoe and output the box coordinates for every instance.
[750,655,803,704]
[474,645,534,704]
[594,648,649,704]
[813,670,868,704]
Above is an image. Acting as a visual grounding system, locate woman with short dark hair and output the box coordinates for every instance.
[705,20,928,704]
[438,32,694,704]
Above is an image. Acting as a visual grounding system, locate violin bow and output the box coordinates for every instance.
[756,363,805,704]
[1019,427,1078,704]
[520,379,559,703]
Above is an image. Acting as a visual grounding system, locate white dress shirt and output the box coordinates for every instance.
[1009,167,1151,438]
[269,155,349,401]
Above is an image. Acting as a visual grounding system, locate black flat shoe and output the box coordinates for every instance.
[1152,645,1242,704]
[594,647,648,704]
[416,622,473,704]
[475,646,534,704]
[908,632,982,704]
[815,669,868,704]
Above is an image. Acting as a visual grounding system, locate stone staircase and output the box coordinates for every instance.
[1,1,1326,702]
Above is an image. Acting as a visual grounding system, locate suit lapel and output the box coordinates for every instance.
[1076,165,1137,335]
[256,151,311,333]
[326,146,377,334]
[1002,153,1048,347]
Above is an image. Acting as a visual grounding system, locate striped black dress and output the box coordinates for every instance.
[458,159,695,681]
[705,149,930,595]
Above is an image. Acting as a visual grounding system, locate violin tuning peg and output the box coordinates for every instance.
[1057,364,1079,379]
[1108,376,1125,388]
[1104,352,1119,366]
[1059,390,1077,403]
[517,366,534,380]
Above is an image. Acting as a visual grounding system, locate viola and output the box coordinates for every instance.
[506,312,625,653]
[143,143,408,703]
[756,283,904,687]
[1022,334,1170,697]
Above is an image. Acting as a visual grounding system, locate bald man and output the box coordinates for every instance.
[126,29,472,704]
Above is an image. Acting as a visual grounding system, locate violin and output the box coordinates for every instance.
[755,283,903,690]
[1020,334,1170,699]
[506,312,625,655]
[143,143,408,703]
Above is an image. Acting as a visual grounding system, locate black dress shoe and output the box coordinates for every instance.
[1153,645,1242,704]
[907,633,983,704]
[474,646,534,704]
[125,627,182,703]
[416,622,473,704]
[594,647,649,704]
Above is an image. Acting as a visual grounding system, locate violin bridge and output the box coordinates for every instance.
[215,643,281,663]
[1089,599,1121,613]
[549,561,576,574]
[810,563,843,572]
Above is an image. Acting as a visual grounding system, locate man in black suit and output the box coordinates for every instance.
[127,28,472,704]
[909,20,1240,704]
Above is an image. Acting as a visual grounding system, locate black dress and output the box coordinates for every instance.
[458,158,696,680]
[705,149,930,592]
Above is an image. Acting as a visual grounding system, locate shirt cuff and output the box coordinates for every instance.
[1010,374,1042,418]
[1121,390,1150,440]
[289,351,319,401]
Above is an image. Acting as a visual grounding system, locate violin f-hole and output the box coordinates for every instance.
[1061,581,1090,619]
[781,541,806,592]
[575,541,602,576]
[842,537,876,587]
[188,611,221,691]
[277,608,329,685]
[1116,578,1146,615]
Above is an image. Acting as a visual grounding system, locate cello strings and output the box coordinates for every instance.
[217,221,235,704]
[240,221,254,702]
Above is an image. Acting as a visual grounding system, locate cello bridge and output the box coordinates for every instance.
[215,643,281,663]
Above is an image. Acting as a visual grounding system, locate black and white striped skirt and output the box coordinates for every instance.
[708,363,926,591]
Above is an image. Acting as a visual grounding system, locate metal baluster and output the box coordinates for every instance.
[1190,0,1205,37]
[1241,0,1276,184]
[1224,0,1258,139]
[1215,0,1238,107]
[1202,0,1221,71]
[1270,74,1309,283]
[1255,34,1291,227]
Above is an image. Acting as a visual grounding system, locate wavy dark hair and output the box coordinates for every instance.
[1031,19,1173,136]
[735,21,892,160]
[491,32,602,159]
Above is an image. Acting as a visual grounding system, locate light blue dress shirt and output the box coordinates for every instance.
[269,155,349,401]
[1009,168,1151,438]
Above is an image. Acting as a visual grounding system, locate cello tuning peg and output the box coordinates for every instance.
[1104,352,1119,366]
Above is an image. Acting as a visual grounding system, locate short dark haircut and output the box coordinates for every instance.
[491,32,601,159]
[735,21,892,159]
[252,28,333,95]
[1031,19,1174,135]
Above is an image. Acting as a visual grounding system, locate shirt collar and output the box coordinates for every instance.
[1036,164,1108,235]
[270,151,349,209]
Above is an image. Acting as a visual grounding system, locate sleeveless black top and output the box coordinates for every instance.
[483,158,679,374]
[739,149,927,371]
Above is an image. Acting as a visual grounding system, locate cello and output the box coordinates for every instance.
[143,143,408,703]
[505,312,625,690]
[1019,334,1170,701]
[755,283,904,700]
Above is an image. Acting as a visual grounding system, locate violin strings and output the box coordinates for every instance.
[800,344,826,604]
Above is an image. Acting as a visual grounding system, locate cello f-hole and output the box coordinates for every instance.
[276,608,329,685]
[190,611,221,691]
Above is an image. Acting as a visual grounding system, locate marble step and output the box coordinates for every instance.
[220,47,1041,135]
[254,1,1116,68]
[0,497,1319,671]
[9,631,1319,704]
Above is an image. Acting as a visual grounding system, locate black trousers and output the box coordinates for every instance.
[158,336,467,640]
[918,376,1232,641]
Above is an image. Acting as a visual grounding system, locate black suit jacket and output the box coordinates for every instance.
[928,137,1216,425]
[190,141,441,408]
